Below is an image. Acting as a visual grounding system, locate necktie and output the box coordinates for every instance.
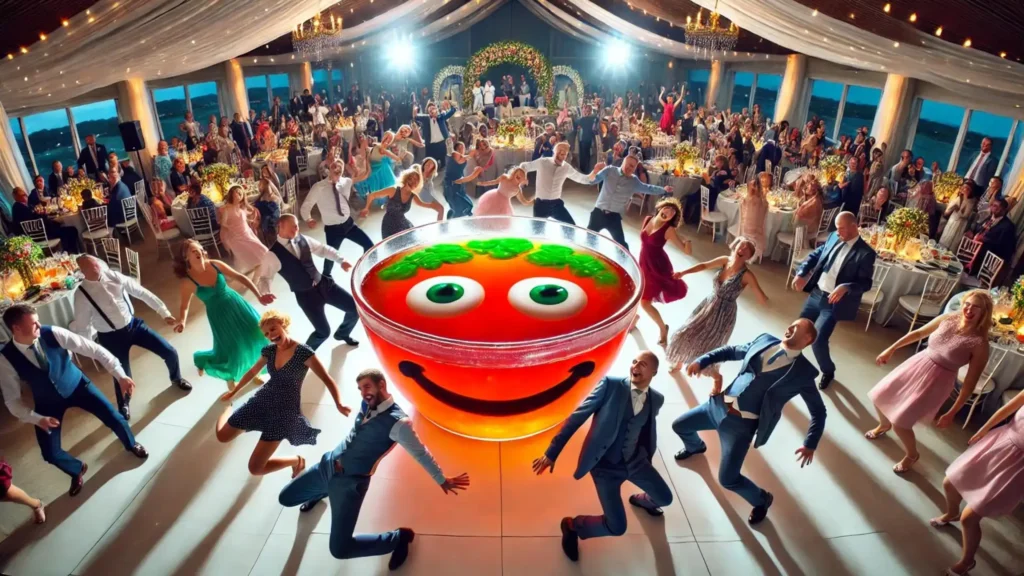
[333,182,346,218]
[290,238,301,257]
[766,348,787,367]
[31,341,49,370]
[968,153,986,181]
[823,242,845,272]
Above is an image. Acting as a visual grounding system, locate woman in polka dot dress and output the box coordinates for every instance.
[215,311,352,477]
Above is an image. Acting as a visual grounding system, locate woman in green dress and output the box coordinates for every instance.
[173,239,275,387]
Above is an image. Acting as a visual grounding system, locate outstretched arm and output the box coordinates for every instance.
[937,342,990,427]
[413,195,446,220]
[454,166,484,184]
[542,378,610,465]
[220,355,269,401]
[392,418,446,485]
[675,255,728,278]
[210,260,266,300]
[970,388,1024,444]
[743,271,769,305]
[664,226,693,256]
[876,313,948,364]
[306,354,350,414]
[175,281,196,332]
[515,190,534,206]
[694,338,756,370]
[798,377,827,450]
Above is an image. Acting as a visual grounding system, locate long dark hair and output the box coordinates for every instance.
[173,239,205,278]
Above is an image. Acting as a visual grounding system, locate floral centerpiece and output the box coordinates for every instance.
[635,118,660,142]
[818,154,846,184]
[180,148,203,165]
[673,142,700,174]
[496,118,526,145]
[886,207,929,251]
[0,236,44,294]
[200,163,238,203]
[58,177,96,213]
[278,136,299,150]
[932,171,964,204]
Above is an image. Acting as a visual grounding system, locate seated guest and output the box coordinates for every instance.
[106,170,133,229]
[27,175,49,208]
[871,187,892,221]
[76,167,89,179]
[106,153,123,176]
[149,179,175,218]
[185,181,219,230]
[80,189,102,211]
[795,180,825,247]
[120,160,146,201]
[169,158,190,196]
[685,154,730,224]
[755,139,782,174]
[978,176,1003,213]
[49,160,66,194]
[11,187,82,253]
[965,198,1014,278]
[64,165,76,182]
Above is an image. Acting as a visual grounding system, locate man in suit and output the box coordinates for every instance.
[965,198,1015,278]
[672,319,825,524]
[120,160,146,202]
[11,188,82,253]
[415,101,456,170]
[76,134,108,178]
[833,156,865,217]
[269,96,283,129]
[792,211,877,389]
[106,169,133,229]
[533,351,673,562]
[27,175,49,208]
[963,137,998,194]
[300,89,315,122]
[300,160,374,277]
[576,105,599,173]
[48,160,65,195]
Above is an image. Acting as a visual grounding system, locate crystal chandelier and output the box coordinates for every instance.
[293,8,344,61]
[684,1,739,56]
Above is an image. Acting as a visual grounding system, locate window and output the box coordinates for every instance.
[312,69,329,100]
[331,69,344,101]
[245,75,269,115]
[806,79,843,137]
[687,69,709,106]
[730,72,754,113]
[1002,122,1023,179]
[9,118,33,174]
[269,74,290,104]
[955,110,1015,178]
[836,85,881,141]
[910,99,967,171]
[752,74,782,121]
[152,86,188,142]
[71,100,122,163]
[22,109,76,178]
[189,82,220,128]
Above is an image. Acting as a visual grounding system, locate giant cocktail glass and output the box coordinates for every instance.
[352,216,642,440]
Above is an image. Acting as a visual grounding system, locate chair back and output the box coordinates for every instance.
[137,200,160,234]
[82,206,109,233]
[121,196,138,223]
[20,219,50,245]
[871,261,892,289]
[921,273,959,307]
[742,165,755,185]
[956,236,983,267]
[790,226,807,267]
[700,186,711,212]
[126,247,140,282]
[133,180,145,198]
[976,252,1004,289]
[99,237,121,271]
[765,159,773,174]
[284,176,297,204]
[296,154,308,174]
[858,203,880,226]
[187,206,216,239]
[818,206,840,236]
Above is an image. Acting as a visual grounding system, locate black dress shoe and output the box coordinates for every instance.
[130,444,149,459]
[299,496,325,512]
[388,527,415,570]
[119,404,131,421]
[69,463,88,497]
[674,444,707,461]
[629,494,664,517]
[173,378,193,391]
[560,517,579,562]
[748,491,774,524]
[340,337,359,347]
[818,373,834,390]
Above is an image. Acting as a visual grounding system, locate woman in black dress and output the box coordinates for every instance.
[360,166,444,239]
[215,311,351,477]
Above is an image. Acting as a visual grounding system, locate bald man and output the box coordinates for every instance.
[792,211,877,389]
[533,351,672,562]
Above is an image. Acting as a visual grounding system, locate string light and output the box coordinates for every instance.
[1000,52,1007,58]
[935,26,943,36]
[61,19,69,27]
[963,38,972,48]
[883,3,890,13]
[19,47,27,54]
[39,33,47,41]
[908,13,917,22]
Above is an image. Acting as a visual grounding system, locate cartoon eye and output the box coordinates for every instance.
[407,276,484,317]
[508,277,587,320]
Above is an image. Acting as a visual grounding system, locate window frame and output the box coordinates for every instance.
[905,98,1021,177]
[11,101,122,178]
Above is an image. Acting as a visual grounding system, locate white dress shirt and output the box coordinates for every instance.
[723,344,801,419]
[70,268,172,338]
[483,85,495,105]
[630,383,648,416]
[1,327,127,425]
[429,117,443,144]
[520,158,593,200]
[817,237,858,294]
[256,235,345,294]
[300,177,353,225]
[309,104,329,126]
[363,397,446,484]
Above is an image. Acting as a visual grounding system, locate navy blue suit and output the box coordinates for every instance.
[76,143,108,177]
[795,232,876,375]
[48,172,66,195]
[672,334,824,507]
[415,107,456,169]
[107,181,132,227]
[544,377,673,539]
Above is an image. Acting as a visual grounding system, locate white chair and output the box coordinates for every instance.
[697,186,728,240]
[884,272,959,348]
[20,219,61,255]
[776,208,823,263]
[955,236,983,268]
[80,206,111,254]
[126,247,140,282]
[137,201,181,260]
[814,206,841,246]
[953,347,1007,429]
[99,237,121,272]
[626,191,652,216]
[295,155,310,190]
[962,252,1003,290]
[784,226,807,289]
[858,203,880,226]
[281,176,297,215]
[115,196,144,245]
[859,262,892,330]
[772,165,783,188]
[133,180,145,198]
[186,206,222,257]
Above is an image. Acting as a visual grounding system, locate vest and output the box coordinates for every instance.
[727,354,789,415]
[0,327,85,408]
[600,395,651,467]
[269,236,322,292]
[330,400,407,477]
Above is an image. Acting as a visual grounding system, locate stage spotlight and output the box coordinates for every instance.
[386,42,415,71]
[602,39,632,70]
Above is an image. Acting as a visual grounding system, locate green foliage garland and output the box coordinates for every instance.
[462,42,554,109]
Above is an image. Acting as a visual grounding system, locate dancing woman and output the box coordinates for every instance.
[658,87,683,136]
[474,167,533,216]
[360,167,444,239]
[665,238,768,379]
[394,124,424,170]
[218,185,268,275]
[443,142,484,218]
[866,290,992,474]
[632,197,693,347]
[355,131,402,209]
[217,311,351,477]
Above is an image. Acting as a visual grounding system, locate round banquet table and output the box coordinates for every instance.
[252,148,323,180]
[871,261,962,325]
[647,171,702,200]
[716,195,796,255]
[0,281,80,340]
[492,146,532,171]
[784,167,812,186]
[54,211,86,234]
[944,291,1024,417]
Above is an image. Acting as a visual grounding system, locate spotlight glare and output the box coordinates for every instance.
[386,43,415,71]
[603,39,632,70]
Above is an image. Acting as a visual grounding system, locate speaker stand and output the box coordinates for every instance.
[133,150,150,198]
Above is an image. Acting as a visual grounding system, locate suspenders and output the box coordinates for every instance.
[79,286,134,330]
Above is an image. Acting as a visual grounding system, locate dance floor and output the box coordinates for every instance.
[0,183,1021,576]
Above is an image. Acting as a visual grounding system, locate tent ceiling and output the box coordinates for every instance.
[0,0,100,59]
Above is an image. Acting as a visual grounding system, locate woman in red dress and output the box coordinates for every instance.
[633,197,693,346]
[659,87,683,135]
[1,460,46,523]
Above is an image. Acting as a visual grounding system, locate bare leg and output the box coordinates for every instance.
[226,379,234,391]
[4,484,45,523]
[247,440,304,477]
[640,300,668,346]
[215,405,244,443]
[950,506,983,573]
[931,477,963,525]
[891,425,920,472]
[865,403,893,439]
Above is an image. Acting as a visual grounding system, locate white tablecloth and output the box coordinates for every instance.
[252,148,322,180]
[492,147,532,171]
[0,282,79,339]
[648,173,702,200]
[54,211,86,234]
[872,262,962,325]
[716,196,796,255]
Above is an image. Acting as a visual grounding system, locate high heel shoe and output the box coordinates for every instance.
[658,324,669,348]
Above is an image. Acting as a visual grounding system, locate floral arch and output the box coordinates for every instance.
[552,65,584,106]
[432,65,465,104]
[462,41,553,109]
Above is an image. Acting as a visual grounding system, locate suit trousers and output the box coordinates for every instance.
[444,180,474,219]
[578,140,593,174]
[278,458,399,559]
[798,288,840,375]
[586,208,628,250]
[533,199,575,225]
[425,141,447,170]
[97,317,180,409]
[322,218,373,276]
[671,401,766,507]
[575,457,673,539]
[294,277,358,351]
[35,380,136,478]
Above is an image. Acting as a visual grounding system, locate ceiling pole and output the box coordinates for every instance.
[224,59,250,120]
[0,102,32,196]
[114,78,162,171]
[870,73,915,167]
[774,54,806,127]
[705,60,724,109]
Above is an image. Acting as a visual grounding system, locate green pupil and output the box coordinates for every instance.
[530,284,568,305]
[426,282,464,304]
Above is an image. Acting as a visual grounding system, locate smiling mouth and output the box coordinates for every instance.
[397,361,596,416]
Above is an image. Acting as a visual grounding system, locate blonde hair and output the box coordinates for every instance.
[398,167,424,194]
[958,289,993,336]
[260,309,291,331]
[730,236,757,257]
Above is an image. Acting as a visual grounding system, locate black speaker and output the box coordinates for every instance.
[119,121,145,152]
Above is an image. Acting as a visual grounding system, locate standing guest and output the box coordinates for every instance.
[11,188,82,253]
[792,212,877,390]
[576,105,599,173]
[483,80,496,119]
[301,160,374,275]
[939,184,978,250]
[471,80,484,113]
[520,142,602,225]
[218,185,268,274]
[76,134,108,178]
[673,319,823,524]
[519,75,531,108]
[666,238,768,373]
[964,199,1015,277]
[866,149,886,196]
[27,175,49,208]
[633,198,692,346]
[586,154,672,250]
[794,178,825,247]
[269,96,284,128]
[737,176,769,259]
[474,167,533,216]
[835,156,865,216]
[174,240,272,388]
[70,255,190,421]
[169,158,191,196]
[361,166,444,239]
[658,87,682,135]
[48,160,65,195]
[255,169,283,245]
[309,96,330,128]
[931,388,1024,576]
[179,111,202,149]
[443,142,484,219]
[867,290,992,473]
[256,215,360,350]
[414,101,456,169]
[279,368,469,569]
[185,181,220,230]
[217,311,351,478]
[153,141,173,187]
[962,137,997,194]
[230,113,252,160]
[533,352,672,562]
[0,304,148,497]
[0,460,46,523]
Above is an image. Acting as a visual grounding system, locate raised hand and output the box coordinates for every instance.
[335,401,352,416]
[531,455,554,475]
[258,293,276,305]
[441,472,470,495]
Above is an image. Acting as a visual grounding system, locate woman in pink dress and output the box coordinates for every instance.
[633,198,693,346]
[474,167,532,216]
[866,290,993,474]
[658,87,682,135]
[738,176,769,259]
[218,185,269,275]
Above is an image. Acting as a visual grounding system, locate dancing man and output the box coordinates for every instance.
[278,368,470,570]
[533,351,673,562]
[519,142,604,225]
[672,319,824,524]
[301,159,374,276]
[256,214,360,351]
[586,153,672,250]
[70,255,191,421]
[0,304,149,497]
[792,211,876,389]
[414,100,456,169]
